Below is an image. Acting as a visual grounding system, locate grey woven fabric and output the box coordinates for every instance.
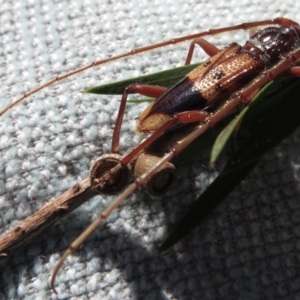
[1,1,300,299]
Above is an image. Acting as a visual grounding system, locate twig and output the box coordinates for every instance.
[0,177,97,260]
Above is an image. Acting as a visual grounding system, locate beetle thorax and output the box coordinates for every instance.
[242,25,300,65]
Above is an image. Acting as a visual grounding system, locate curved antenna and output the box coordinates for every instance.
[1,18,290,117]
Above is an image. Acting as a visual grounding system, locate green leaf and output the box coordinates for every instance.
[209,113,244,164]
[226,79,300,172]
[127,98,154,103]
[84,63,200,94]
[160,159,260,252]
[160,78,300,251]
[210,81,273,164]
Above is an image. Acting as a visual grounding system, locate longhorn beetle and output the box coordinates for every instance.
[1,17,300,293]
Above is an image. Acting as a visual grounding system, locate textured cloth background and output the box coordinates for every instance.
[1,1,300,299]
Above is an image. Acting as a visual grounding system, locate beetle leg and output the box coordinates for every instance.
[121,110,209,165]
[112,84,167,153]
[185,38,220,65]
[282,66,300,77]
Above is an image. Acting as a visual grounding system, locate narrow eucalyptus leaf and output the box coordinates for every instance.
[84,63,200,94]
[162,78,300,250]
[210,110,246,164]
[210,81,273,164]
